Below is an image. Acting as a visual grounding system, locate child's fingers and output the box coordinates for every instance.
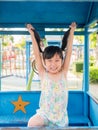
[70,22,77,28]
[26,24,34,30]
[69,23,76,31]
[26,24,30,28]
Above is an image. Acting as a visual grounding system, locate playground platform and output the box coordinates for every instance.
[1,76,41,91]
[0,127,98,130]
[1,76,26,91]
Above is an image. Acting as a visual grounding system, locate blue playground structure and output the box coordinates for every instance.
[0,1,98,130]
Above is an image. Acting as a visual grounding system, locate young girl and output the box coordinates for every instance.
[27,22,76,128]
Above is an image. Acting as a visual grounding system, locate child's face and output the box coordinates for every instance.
[44,53,63,74]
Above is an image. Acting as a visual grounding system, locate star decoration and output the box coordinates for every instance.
[11,96,30,113]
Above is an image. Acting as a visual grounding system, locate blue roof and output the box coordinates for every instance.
[0,1,98,29]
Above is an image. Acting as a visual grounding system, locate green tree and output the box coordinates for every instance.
[15,36,26,50]
[0,35,14,47]
[89,33,97,49]
[9,35,14,43]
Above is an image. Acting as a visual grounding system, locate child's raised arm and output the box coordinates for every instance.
[27,24,44,76]
[63,22,76,76]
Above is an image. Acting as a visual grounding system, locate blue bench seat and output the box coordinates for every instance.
[0,91,92,127]
[0,115,91,127]
[69,115,91,126]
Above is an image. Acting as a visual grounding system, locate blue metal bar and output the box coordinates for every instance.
[0,23,84,28]
[0,31,84,36]
[0,38,2,90]
[0,0,95,1]
[86,2,94,25]
[83,27,89,117]
[84,27,89,92]
[85,19,98,28]
[26,41,31,85]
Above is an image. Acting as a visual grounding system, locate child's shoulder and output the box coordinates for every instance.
[39,69,47,79]
[61,69,67,79]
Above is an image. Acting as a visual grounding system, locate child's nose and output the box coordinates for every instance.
[51,62,56,66]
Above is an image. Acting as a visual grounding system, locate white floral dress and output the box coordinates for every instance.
[36,71,68,127]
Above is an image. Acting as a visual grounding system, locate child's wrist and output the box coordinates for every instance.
[70,30,75,35]
[30,31,34,35]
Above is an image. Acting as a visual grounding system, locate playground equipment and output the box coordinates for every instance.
[14,48,26,78]
[1,47,26,78]
[26,60,38,91]
[2,49,15,77]
[0,1,98,129]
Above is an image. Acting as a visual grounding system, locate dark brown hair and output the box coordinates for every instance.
[43,46,63,60]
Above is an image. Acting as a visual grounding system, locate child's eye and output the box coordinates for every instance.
[48,59,52,62]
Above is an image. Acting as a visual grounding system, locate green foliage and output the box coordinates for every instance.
[74,36,84,44]
[89,56,95,66]
[42,38,48,47]
[14,36,26,50]
[89,67,98,83]
[89,55,95,61]
[9,36,14,43]
[75,61,83,72]
[74,60,95,73]
[1,35,14,47]
[89,61,95,66]
[20,37,26,48]
[89,33,97,49]
[2,42,9,46]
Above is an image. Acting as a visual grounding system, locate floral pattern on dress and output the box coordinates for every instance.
[37,72,68,127]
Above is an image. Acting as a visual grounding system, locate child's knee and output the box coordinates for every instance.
[27,116,36,127]
[27,117,32,127]
[27,115,45,127]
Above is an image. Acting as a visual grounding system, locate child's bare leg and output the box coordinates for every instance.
[28,114,45,127]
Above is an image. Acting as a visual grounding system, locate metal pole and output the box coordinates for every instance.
[83,27,89,116]
[95,32,98,67]
[0,38,2,90]
[26,41,31,85]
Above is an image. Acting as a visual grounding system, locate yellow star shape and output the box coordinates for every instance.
[11,96,30,113]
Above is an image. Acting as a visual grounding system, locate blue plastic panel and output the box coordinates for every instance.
[0,1,97,28]
[89,94,98,126]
